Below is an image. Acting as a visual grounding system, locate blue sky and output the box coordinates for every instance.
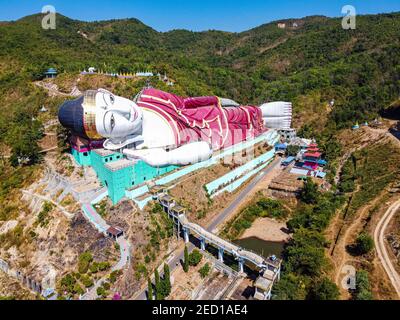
[1,0,400,32]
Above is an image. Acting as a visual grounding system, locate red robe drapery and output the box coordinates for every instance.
[137,88,265,150]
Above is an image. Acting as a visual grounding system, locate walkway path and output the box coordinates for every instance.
[21,190,74,219]
[178,214,271,267]
[80,201,131,300]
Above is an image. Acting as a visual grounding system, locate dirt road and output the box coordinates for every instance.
[373,199,400,298]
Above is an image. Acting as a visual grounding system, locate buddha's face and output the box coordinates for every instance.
[85,89,143,140]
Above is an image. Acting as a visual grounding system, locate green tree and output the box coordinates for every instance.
[163,264,171,296]
[355,232,374,255]
[154,268,162,300]
[286,145,300,157]
[309,278,339,300]
[73,283,84,296]
[147,278,153,300]
[285,228,327,276]
[183,246,189,272]
[188,249,203,267]
[97,286,108,299]
[78,251,93,274]
[272,273,308,300]
[80,275,94,288]
[199,263,210,278]
[354,270,373,300]
[300,178,320,204]
[60,274,76,293]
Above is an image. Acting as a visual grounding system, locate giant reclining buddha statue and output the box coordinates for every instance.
[58,88,292,166]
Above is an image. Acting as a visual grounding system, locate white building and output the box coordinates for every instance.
[136,71,154,77]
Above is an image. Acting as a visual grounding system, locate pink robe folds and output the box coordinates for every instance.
[137,88,265,150]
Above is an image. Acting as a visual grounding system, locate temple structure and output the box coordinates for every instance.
[59,88,292,204]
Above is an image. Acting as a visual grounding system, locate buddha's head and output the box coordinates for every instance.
[58,89,143,141]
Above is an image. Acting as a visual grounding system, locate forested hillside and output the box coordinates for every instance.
[0,11,399,193]
[0,11,399,301]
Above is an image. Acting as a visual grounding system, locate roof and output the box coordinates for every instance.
[107,226,123,236]
[151,185,165,193]
[309,143,318,148]
[105,159,135,171]
[160,194,174,202]
[290,167,310,176]
[254,276,272,291]
[304,152,322,158]
[44,68,57,74]
[171,205,185,213]
[282,156,295,164]
[275,143,287,149]
[92,148,115,157]
[263,269,276,281]
[316,171,327,178]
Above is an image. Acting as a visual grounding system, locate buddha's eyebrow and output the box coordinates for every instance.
[102,93,108,106]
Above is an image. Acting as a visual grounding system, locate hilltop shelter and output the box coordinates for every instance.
[136,71,154,77]
[275,143,287,152]
[44,68,57,79]
[106,226,123,240]
[282,156,295,167]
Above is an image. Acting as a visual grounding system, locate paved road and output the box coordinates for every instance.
[208,158,281,233]
[134,157,281,300]
[373,198,400,298]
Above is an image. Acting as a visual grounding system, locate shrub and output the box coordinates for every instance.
[309,278,339,300]
[183,246,189,272]
[60,274,76,293]
[355,232,374,255]
[299,178,320,204]
[103,282,111,290]
[152,203,163,214]
[354,270,373,300]
[109,270,121,284]
[80,275,94,288]
[147,278,153,300]
[98,261,111,272]
[188,249,202,267]
[89,263,99,274]
[97,286,108,299]
[78,251,93,274]
[199,263,211,278]
[73,283,84,295]
[37,201,54,227]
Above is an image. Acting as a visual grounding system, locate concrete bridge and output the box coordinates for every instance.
[157,193,281,295]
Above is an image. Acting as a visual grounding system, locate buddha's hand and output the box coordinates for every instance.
[123,141,212,167]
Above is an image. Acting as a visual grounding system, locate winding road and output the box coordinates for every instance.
[373,199,400,298]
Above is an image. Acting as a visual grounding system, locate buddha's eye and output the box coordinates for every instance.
[110,114,115,131]
[110,95,115,104]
